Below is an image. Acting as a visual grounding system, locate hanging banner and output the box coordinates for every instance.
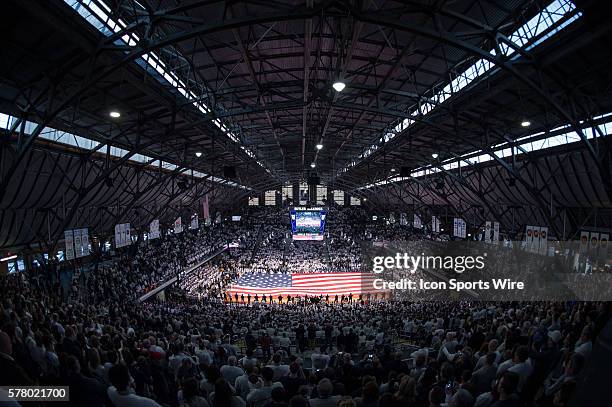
[74,229,82,258]
[485,221,491,243]
[525,226,533,252]
[400,213,407,226]
[65,230,75,260]
[589,232,599,250]
[115,223,131,248]
[539,227,548,255]
[600,233,609,262]
[600,233,609,251]
[453,218,466,239]
[431,216,440,233]
[414,214,422,229]
[389,213,396,224]
[190,214,199,230]
[203,194,210,223]
[215,212,222,224]
[149,219,160,239]
[174,217,183,234]
[579,231,589,253]
[532,227,541,253]
[125,224,131,245]
[115,223,123,248]
[78,228,89,257]
[493,222,500,243]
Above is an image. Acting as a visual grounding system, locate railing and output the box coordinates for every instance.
[137,245,228,302]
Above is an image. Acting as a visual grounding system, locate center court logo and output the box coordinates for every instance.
[372,252,487,274]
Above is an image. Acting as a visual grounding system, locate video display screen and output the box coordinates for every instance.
[290,207,327,240]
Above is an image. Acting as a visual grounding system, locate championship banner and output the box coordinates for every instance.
[400,213,407,226]
[453,218,459,237]
[174,217,183,234]
[190,214,199,230]
[215,212,222,224]
[579,231,589,253]
[64,230,75,260]
[414,214,422,229]
[493,222,500,243]
[149,219,160,239]
[389,213,396,224]
[539,227,548,255]
[485,221,491,243]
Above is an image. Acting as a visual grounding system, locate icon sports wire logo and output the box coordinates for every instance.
[372,253,487,274]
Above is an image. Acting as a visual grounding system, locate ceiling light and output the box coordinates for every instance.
[390,168,396,172]
[310,163,316,168]
[109,111,121,118]
[431,153,439,159]
[195,152,202,158]
[363,198,367,201]
[332,81,346,92]
[316,143,323,150]
[521,120,531,127]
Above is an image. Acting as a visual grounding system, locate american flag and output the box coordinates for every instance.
[226,272,385,298]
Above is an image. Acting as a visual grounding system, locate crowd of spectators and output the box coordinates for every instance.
[1,267,609,407]
[1,207,609,407]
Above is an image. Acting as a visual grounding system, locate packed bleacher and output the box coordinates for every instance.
[1,266,609,407]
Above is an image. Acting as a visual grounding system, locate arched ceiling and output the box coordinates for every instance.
[0,0,611,249]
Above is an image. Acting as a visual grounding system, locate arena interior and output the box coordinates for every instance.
[1,0,611,406]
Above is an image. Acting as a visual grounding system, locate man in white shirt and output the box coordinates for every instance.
[311,346,330,371]
[235,364,257,400]
[574,326,592,358]
[246,367,283,407]
[221,356,244,385]
[309,378,341,407]
[266,353,290,381]
[507,345,533,393]
[107,364,160,407]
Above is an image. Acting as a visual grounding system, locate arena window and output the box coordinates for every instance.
[340,0,582,174]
